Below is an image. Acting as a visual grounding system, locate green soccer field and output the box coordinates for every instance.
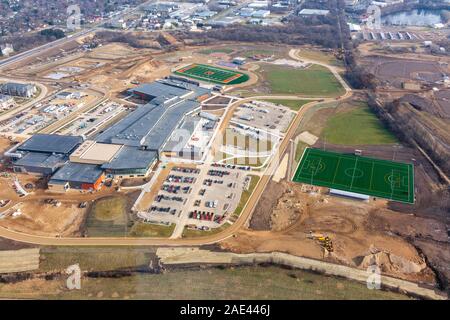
[293,148,414,204]
[174,64,249,85]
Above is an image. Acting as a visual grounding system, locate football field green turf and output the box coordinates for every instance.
[293,148,414,204]
[174,64,249,84]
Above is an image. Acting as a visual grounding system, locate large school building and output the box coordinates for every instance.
[8,78,212,191]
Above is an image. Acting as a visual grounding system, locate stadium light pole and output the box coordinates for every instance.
[392,143,399,161]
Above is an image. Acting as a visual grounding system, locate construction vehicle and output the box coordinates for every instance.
[307,231,334,252]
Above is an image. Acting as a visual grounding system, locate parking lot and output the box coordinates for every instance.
[0,90,100,135]
[142,167,200,225]
[186,164,249,229]
[232,100,295,133]
[140,164,250,232]
[56,101,126,137]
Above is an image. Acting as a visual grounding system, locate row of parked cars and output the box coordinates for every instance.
[189,210,214,221]
[203,179,224,186]
[166,174,196,184]
[207,169,230,177]
[155,194,184,203]
[211,163,251,171]
[150,206,177,215]
[172,167,200,174]
[161,184,191,194]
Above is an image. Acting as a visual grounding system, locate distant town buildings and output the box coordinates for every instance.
[0,82,37,98]
[0,44,14,56]
[0,94,15,110]
[298,9,330,16]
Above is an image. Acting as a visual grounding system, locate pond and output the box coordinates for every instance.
[381,9,444,26]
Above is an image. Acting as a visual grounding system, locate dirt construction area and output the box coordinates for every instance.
[6,39,269,102]
[0,200,87,237]
[364,56,448,88]
[222,179,446,285]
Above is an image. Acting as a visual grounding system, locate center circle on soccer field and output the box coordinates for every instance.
[344,167,364,178]
[385,173,400,186]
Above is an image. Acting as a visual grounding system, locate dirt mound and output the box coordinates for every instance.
[270,195,304,231]
[249,180,287,230]
[357,246,426,274]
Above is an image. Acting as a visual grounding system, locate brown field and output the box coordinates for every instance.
[375,60,442,79]
[363,55,448,89]
[0,248,40,273]
[0,200,87,237]
[432,89,450,118]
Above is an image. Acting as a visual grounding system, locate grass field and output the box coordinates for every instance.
[129,222,175,238]
[322,104,398,145]
[293,148,414,203]
[0,266,411,300]
[261,64,345,97]
[214,151,267,167]
[223,156,267,167]
[198,48,234,55]
[92,197,126,221]
[86,197,129,237]
[240,49,278,58]
[295,141,308,162]
[39,247,156,272]
[233,175,260,218]
[298,48,343,66]
[174,64,249,85]
[182,223,230,238]
[263,99,313,111]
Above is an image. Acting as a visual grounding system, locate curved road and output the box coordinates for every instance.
[0,50,353,246]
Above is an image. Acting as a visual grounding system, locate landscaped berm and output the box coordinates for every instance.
[174,64,249,85]
[293,148,414,204]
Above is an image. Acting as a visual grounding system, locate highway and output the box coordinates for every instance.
[0,29,93,70]
[0,0,155,71]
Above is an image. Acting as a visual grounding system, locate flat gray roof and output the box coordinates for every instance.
[18,134,83,154]
[50,163,103,184]
[144,99,199,149]
[96,103,166,146]
[14,152,67,170]
[101,146,157,170]
[299,8,330,15]
[129,81,191,100]
[96,99,199,150]
[163,115,198,152]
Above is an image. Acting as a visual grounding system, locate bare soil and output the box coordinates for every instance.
[223,180,440,285]
[249,180,288,230]
[0,238,34,251]
[363,55,447,89]
[0,200,87,237]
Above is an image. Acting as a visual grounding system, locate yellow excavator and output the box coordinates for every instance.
[307,231,334,252]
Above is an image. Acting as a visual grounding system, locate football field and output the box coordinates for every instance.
[174,64,249,85]
[293,148,414,204]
